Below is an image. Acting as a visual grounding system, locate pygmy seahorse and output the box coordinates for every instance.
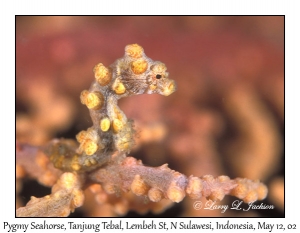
[44,44,176,172]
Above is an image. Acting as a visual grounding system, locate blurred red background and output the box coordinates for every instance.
[16,16,284,217]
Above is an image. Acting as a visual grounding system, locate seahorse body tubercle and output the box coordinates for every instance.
[44,44,176,172]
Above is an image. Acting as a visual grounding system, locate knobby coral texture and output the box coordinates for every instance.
[16,44,268,217]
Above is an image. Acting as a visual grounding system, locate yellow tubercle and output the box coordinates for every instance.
[243,190,258,203]
[76,127,102,156]
[76,130,87,143]
[71,155,81,171]
[85,92,104,110]
[84,159,92,167]
[131,59,148,74]
[83,139,98,155]
[186,177,203,199]
[54,155,65,169]
[80,90,104,110]
[71,189,85,209]
[230,181,248,199]
[125,44,144,58]
[100,118,111,132]
[112,119,124,133]
[84,158,98,167]
[161,80,176,96]
[148,188,163,202]
[151,62,166,74]
[115,140,130,152]
[257,183,268,200]
[167,185,185,203]
[149,83,157,91]
[112,78,126,95]
[209,189,225,202]
[90,158,97,165]
[131,175,149,196]
[71,163,81,171]
[94,63,112,86]
[113,106,125,122]
[80,90,89,105]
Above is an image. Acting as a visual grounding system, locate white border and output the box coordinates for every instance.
[2,0,299,232]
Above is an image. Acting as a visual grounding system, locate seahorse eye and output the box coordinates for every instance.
[156,74,162,79]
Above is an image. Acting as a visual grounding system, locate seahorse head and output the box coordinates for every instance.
[148,61,176,96]
[120,44,176,97]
